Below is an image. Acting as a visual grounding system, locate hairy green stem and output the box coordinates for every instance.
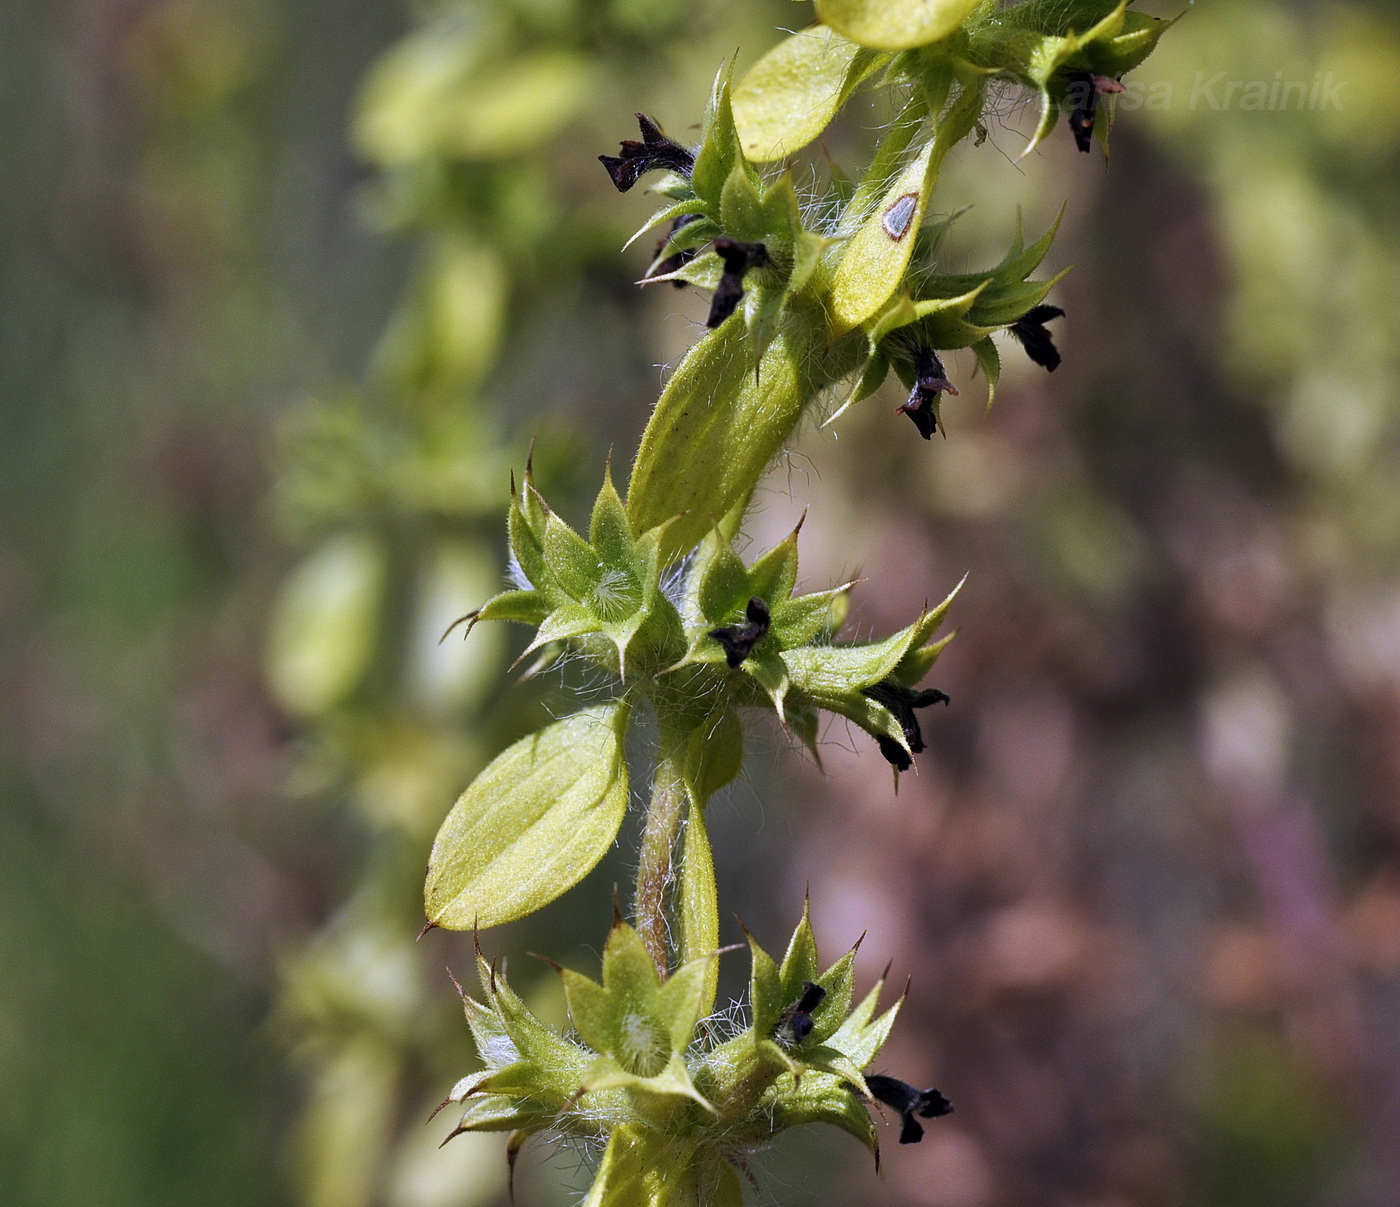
[634,750,687,977]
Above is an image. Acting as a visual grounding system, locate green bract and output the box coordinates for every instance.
[439,911,905,1206]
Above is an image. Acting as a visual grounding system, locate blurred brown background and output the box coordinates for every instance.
[3,2,1400,1206]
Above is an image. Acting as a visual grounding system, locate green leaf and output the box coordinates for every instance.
[677,795,720,1014]
[765,1070,878,1153]
[973,334,1001,407]
[543,512,600,600]
[508,481,549,588]
[682,707,745,803]
[828,137,937,333]
[817,0,983,50]
[425,702,631,928]
[628,316,862,564]
[583,1124,691,1207]
[474,588,550,627]
[772,588,849,648]
[719,163,765,242]
[747,932,784,1036]
[810,945,858,1045]
[747,526,801,604]
[589,467,635,568]
[472,954,594,1084]
[690,66,744,208]
[733,26,883,161]
[829,81,985,333]
[778,899,821,1007]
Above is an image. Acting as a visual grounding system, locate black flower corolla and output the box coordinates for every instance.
[599,113,695,192]
[774,980,827,1046]
[895,346,958,440]
[647,213,704,288]
[709,596,770,667]
[1008,304,1065,371]
[863,682,951,771]
[866,1074,953,1145]
[706,237,770,328]
[1063,71,1125,153]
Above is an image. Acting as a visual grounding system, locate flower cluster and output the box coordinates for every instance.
[439,911,947,1206]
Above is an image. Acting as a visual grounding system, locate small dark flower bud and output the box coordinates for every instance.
[895,346,958,440]
[647,213,704,289]
[1008,304,1065,372]
[1064,72,1124,154]
[774,980,827,1046]
[709,596,771,668]
[864,682,950,767]
[865,1073,953,1145]
[599,113,696,192]
[706,237,770,328]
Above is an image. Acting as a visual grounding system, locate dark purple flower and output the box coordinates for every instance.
[863,682,950,769]
[709,596,770,667]
[706,237,770,328]
[866,1074,953,1145]
[774,980,826,1046]
[1009,303,1065,371]
[1063,72,1125,153]
[895,346,958,440]
[599,113,695,192]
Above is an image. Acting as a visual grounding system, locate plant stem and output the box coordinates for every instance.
[634,749,686,978]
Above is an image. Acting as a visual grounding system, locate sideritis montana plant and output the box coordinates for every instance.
[422,1,1173,1202]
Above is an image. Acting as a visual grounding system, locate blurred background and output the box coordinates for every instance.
[4,1,1400,1205]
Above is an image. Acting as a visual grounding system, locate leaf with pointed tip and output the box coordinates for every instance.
[745,651,790,719]
[973,334,1001,409]
[509,489,548,588]
[810,946,858,1045]
[783,624,927,698]
[765,1070,878,1153]
[720,163,766,242]
[474,954,594,1082]
[747,931,784,1036]
[801,1045,871,1096]
[449,1094,552,1135]
[583,1052,714,1111]
[690,67,745,208]
[589,470,635,568]
[525,603,604,655]
[625,198,709,252]
[696,539,752,628]
[772,588,850,649]
[426,702,631,928]
[778,901,821,1006]
[543,512,600,600]
[474,589,551,627]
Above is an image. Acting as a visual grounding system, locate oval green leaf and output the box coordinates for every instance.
[425,702,631,929]
[815,0,982,51]
[732,26,866,162]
